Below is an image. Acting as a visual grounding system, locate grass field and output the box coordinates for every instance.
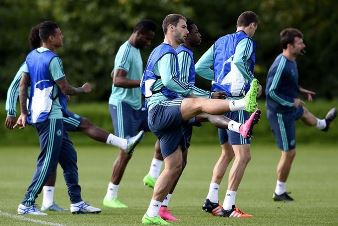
[0,143,337,226]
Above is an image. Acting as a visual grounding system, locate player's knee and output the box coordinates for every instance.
[286,149,296,159]
[175,162,183,173]
[237,153,251,164]
[182,159,187,170]
[221,149,235,161]
[167,161,183,174]
[183,98,202,112]
[244,154,251,164]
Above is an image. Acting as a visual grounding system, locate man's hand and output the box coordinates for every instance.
[5,116,16,129]
[299,86,316,102]
[293,98,304,108]
[14,114,27,129]
[211,91,226,99]
[81,82,92,93]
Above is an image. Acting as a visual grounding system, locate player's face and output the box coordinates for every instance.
[291,37,306,55]
[136,30,155,49]
[51,28,64,48]
[187,24,202,47]
[174,19,189,44]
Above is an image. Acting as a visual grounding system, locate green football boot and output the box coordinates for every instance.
[142,214,170,225]
[103,197,128,208]
[143,174,156,189]
[244,78,259,113]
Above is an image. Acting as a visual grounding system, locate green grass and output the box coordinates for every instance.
[0,143,338,225]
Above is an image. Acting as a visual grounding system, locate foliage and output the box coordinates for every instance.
[1,0,338,101]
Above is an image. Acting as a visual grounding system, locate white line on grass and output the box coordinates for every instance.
[0,210,65,226]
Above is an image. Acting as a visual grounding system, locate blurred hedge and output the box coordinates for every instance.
[1,100,337,147]
[1,0,338,101]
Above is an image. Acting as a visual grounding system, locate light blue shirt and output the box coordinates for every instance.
[109,41,143,110]
[5,63,28,117]
[177,50,210,97]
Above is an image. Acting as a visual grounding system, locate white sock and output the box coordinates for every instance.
[105,182,119,200]
[146,199,162,217]
[206,182,220,203]
[227,120,241,133]
[42,186,55,207]
[148,158,163,179]
[275,180,286,195]
[106,134,127,150]
[162,194,172,207]
[316,118,326,130]
[228,99,245,111]
[222,190,236,210]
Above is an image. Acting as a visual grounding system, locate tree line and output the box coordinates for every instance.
[1,0,337,102]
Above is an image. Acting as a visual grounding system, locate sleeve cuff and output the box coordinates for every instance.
[7,109,16,117]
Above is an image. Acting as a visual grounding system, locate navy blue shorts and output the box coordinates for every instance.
[148,99,189,158]
[218,110,250,145]
[267,106,304,151]
[109,102,149,138]
[63,112,82,132]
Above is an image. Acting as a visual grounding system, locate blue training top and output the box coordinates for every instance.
[212,31,256,96]
[265,54,299,113]
[141,43,181,99]
[26,49,68,123]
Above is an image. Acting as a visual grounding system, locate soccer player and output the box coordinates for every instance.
[140,14,259,225]
[5,24,143,212]
[266,28,337,201]
[15,21,101,215]
[142,19,261,222]
[103,19,157,208]
[195,11,260,218]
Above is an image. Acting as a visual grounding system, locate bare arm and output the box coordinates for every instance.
[55,77,92,96]
[112,69,140,88]
[15,73,30,128]
[19,73,29,115]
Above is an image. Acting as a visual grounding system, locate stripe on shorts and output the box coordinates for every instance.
[277,113,289,150]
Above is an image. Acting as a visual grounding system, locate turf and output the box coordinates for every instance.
[0,143,337,225]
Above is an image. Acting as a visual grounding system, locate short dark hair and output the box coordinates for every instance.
[39,21,59,42]
[186,18,195,33]
[162,14,186,34]
[28,24,41,49]
[133,19,157,33]
[237,11,259,27]
[280,28,303,49]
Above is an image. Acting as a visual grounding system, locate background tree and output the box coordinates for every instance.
[1,0,337,101]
